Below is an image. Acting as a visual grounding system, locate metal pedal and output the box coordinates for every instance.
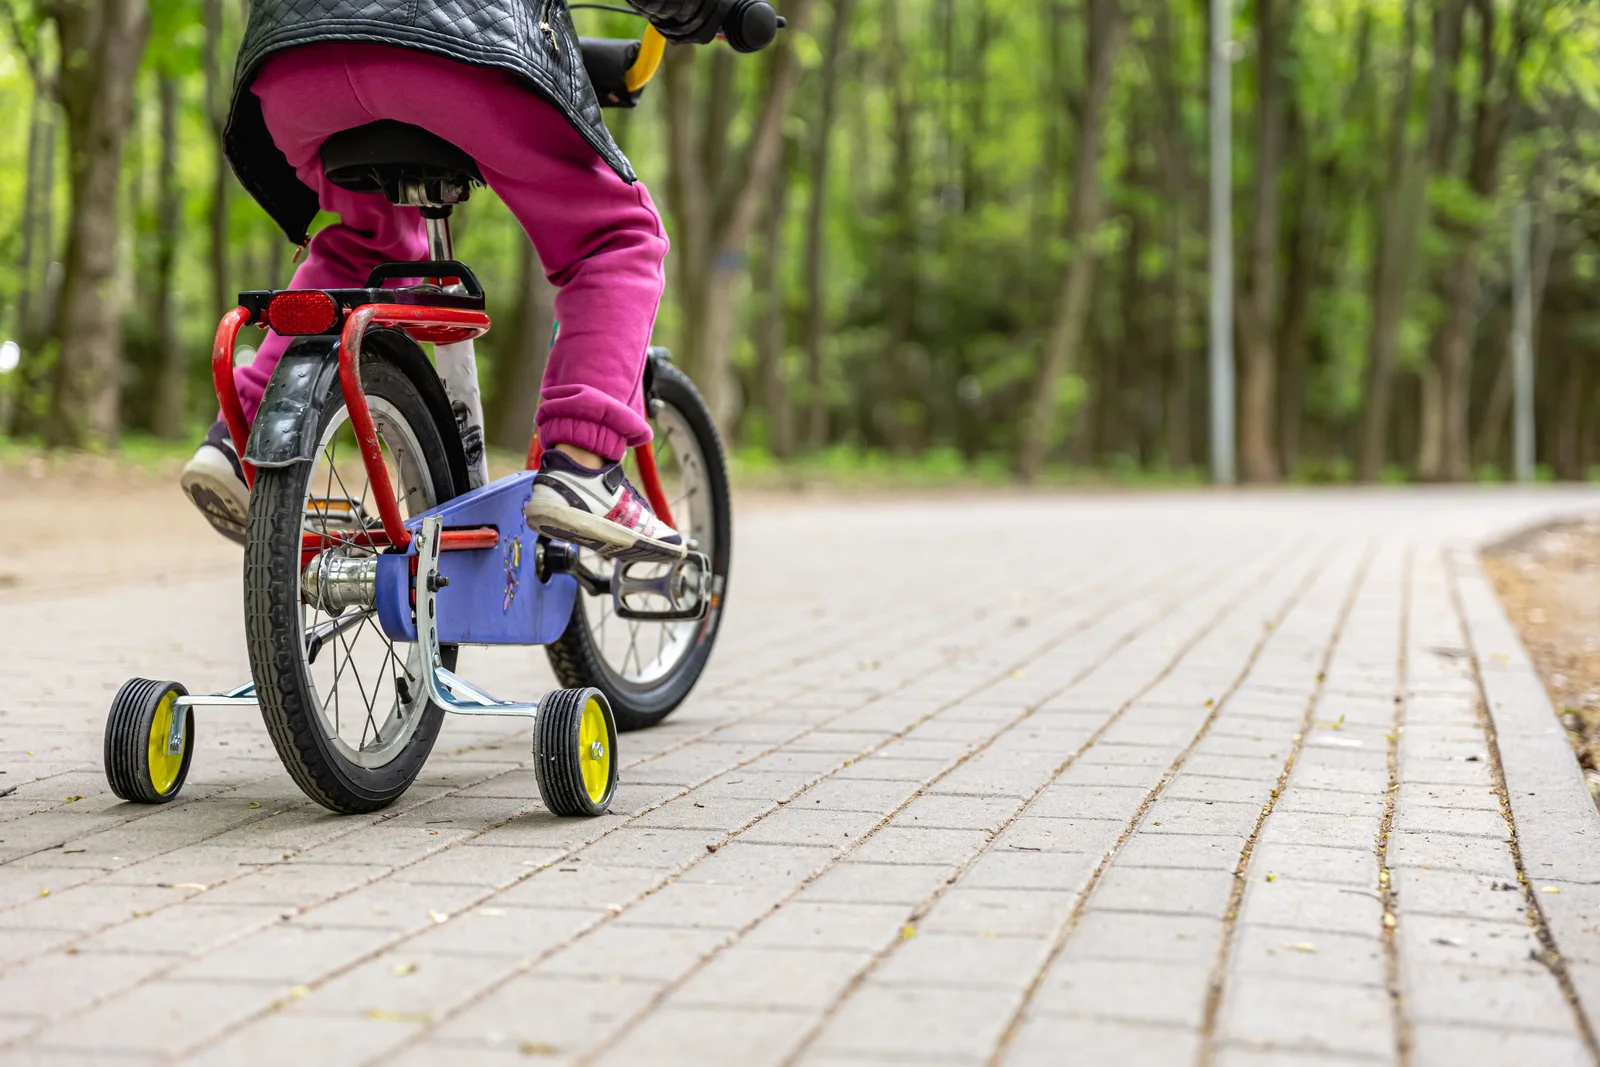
[611,552,710,622]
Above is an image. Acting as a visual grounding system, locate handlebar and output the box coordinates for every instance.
[609,2,785,95]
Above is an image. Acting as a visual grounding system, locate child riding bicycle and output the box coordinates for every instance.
[182,0,758,560]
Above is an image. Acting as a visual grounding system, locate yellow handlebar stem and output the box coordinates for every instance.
[624,25,666,93]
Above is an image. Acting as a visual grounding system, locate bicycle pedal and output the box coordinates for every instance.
[612,552,710,622]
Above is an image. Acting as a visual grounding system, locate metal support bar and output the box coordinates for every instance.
[171,684,259,754]
[415,516,545,719]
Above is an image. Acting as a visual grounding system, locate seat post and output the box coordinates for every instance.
[421,206,454,261]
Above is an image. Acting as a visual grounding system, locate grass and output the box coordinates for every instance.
[3,433,1591,492]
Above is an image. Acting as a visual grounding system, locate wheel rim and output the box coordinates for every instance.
[579,696,611,803]
[146,690,183,795]
[298,398,438,770]
[576,402,713,690]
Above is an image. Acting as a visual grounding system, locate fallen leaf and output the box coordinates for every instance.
[289,986,310,999]
[428,908,449,924]
[249,802,261,809]
[364,1009,431,1024]
[1264,873,1276,883]
[172,883,208,891]
[391,963,417,976]
[62,848,84,855]
[38,888,49,897]
[1383,913,1397,929]
[900,924,917,941]
[1542,886,1561,894]
[1285,941,1317,953]
[519,1041,558,1057]
[64,796,82,803]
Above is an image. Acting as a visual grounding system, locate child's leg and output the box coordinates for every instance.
[332,43,670,461]
[233,186,427,421]
[234,45,429,422]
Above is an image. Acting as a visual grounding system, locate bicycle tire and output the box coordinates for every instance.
[545,360,732,731]
[245,349,461,813]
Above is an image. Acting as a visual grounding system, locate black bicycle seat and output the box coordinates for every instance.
[320,121,483,207]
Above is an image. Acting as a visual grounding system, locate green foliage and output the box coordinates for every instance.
[2,0,1600,482]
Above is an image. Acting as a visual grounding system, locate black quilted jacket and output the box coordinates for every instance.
[225,0,734,244]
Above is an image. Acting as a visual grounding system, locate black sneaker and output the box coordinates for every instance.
[524,449,686,562]
[181,421,249,545]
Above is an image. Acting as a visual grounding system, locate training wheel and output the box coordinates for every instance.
[533,688,618,817]
[104,679,194,804]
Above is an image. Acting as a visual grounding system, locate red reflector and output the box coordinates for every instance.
[267,291,339,335]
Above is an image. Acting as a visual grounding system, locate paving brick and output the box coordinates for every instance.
[744,901,908,952]
[671,944,875,1009]
[1403,962,1577,1031]
[1001,1016,1199,1067]
[813,983,1021,1062]
[1033,958,1211,1026]
[1215,975,1393,1059]
[1407,1024,1593,1067]
[1093,865,1234,917]
[804,861,955,905]
[1239,878,1384,936]
[849,827,990,867]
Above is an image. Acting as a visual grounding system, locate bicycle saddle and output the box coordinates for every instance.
[320,121,483,208]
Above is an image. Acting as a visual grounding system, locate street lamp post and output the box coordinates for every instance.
[1209,0,1236,485]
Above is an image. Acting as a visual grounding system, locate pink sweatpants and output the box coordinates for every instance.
[238,42,669,460]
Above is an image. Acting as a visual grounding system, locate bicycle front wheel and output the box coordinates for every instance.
[545,360,732,731]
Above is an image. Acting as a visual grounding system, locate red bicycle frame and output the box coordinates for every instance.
[214,301,678,553]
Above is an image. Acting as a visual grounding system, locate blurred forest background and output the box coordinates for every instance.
[0,0,1599,482]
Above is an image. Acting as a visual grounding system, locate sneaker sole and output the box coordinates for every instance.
[181,454,249,546]
[524,499,688,564]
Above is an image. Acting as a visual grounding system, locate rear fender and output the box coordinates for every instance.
[244,328,470,496]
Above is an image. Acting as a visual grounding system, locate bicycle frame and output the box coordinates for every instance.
[211,276,677,556]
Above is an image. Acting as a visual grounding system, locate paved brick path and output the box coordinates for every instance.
[6,490,1600,1066]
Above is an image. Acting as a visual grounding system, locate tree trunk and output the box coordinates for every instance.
[1357,0,1464,481]
[1017,0,1124,480]
[205,0,231,318]
[1151,0,1193,471]
[881,0,918,452]
[1424,0,1537,481]
[802,0,853,450]
[45,0,151,447]
[660,0,817,430]
[489,235,555,454]
[153,71,186,439]
[754,133,797,458]
[1234,0,1298,482]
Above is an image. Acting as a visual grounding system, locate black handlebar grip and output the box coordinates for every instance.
[723,0,780,53]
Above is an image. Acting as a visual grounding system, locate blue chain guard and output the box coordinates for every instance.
[375,470,578,645]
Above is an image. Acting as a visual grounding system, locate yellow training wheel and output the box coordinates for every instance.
[533,687,619,816]
[105,679,194,804]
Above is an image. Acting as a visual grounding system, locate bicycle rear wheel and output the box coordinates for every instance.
[245,341,462,813]
[545,360,731,731]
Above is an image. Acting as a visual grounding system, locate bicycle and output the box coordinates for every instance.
[102,2,784,818]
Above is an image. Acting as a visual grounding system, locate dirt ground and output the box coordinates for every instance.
[0,454,243,605]
[1483,517,1600,799]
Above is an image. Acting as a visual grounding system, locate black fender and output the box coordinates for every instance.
[643,345,673,403]
[244,328,470,496]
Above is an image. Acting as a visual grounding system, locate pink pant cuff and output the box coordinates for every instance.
[537,417,630,463]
